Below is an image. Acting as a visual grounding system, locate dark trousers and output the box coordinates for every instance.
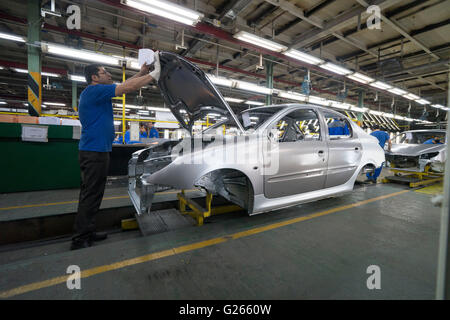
[73,150,110,239]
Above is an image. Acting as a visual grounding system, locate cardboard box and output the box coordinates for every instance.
[0,114,17,123]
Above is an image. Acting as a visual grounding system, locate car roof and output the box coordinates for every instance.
[240,103,341,114]
[402,129,446,133]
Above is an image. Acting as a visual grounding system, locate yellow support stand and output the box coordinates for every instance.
[383,166,444,188]
[177,190,242,226]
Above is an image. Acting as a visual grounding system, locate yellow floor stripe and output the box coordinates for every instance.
[0,189,409,299]
[415,183,443,195]
[0,189,198,211]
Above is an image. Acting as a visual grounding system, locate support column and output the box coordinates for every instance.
[72,81,77,112]
[265,60,273,106]
[357,90,365,125]
[436,69,450,299]
[27,0,42,116]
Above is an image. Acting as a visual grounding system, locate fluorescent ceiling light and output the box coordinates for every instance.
[14,68,60,77]
[369,110,384,116]
[207,74,233,88]
[278,91,307,101]
[245,101,265,106]
[43,43,120,66]
[346,72,374,84]
[319,62,352,75]
[234,31,287,52]
[330,101,351,110]
[416,99,430,105]
[350,106,368,113]
[403,93,420,100]
[224,97,244,103]
[121,0,203,26]
[369,81,392,90]
[0,32,26,42]
[44,102,66,106]
[388,87,407,96]
[283,49,323,65]
[69,74,86,82]
[308,96,329,106]
[42,104,47,108]
[0,101,6,105]
[234,80,272,95]
[431,104,448,110]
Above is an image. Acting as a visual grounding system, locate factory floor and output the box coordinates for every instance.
[0,176,443,299]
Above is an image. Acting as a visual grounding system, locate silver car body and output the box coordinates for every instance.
[128,52,385,216]
[386,129,447,172]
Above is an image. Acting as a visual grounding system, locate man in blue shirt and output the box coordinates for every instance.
[148,121,159,138]
[72,53,161,250]
[365,125,391,183]
[328,118,350,136]
[423,136,443,144]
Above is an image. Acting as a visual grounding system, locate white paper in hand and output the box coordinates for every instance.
[138,49,155,67]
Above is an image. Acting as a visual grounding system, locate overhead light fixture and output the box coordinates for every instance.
[44,102,66,106]
[42,43,120,66]
[431,104,449,111]
[0,101,6,105]
[330,101,351,110]
[388,87,407,96]
[207,74,233,88]
[69,75,86,82]
[346,72,374,84]
[308,96,329,106]
[369,81,392,90]
[278,91,307,102]
[0,32,26,43]
[350,106,368,113]
[121,0,203,26]
[224,97,244,103]
[13,68,59,77]
[403,93,420,100]
[416,99,430,105]
[283,49,323,65]
[234,80,272,95]
[245,101,265,106]
[369,110,384,116]
[234,31,288,52]
[319,62,352,75]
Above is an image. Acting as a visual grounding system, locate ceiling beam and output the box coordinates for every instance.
[290,0,403,49]
[356,0,440,60]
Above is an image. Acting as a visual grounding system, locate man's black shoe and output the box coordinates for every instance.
[70,238,92,251]
[89,232,108,242]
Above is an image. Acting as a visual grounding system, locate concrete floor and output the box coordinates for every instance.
[0,179,443,300]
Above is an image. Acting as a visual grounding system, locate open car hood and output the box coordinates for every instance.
[158,51,244,134]
[388,143,445,156]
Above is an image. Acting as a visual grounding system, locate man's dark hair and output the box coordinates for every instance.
[372,125,380,130]
[84,64,101,85]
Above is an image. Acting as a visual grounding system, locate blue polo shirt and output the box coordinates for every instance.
[371,130,390,148]
[78,84,116,152]
[149,127,159,138]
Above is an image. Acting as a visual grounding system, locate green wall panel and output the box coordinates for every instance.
[0,123,80,193]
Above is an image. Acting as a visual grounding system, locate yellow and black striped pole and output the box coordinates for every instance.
[27,0,42,116]
[27,71,41,116]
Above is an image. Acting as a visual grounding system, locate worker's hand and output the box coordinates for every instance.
[140,62,150,75]
[149,51,161,82]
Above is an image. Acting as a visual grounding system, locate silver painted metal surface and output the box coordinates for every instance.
[128,53,384,217]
